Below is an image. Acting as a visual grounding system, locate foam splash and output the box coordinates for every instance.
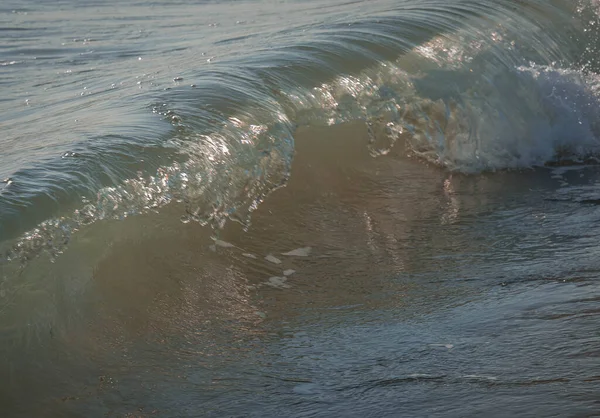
[404,64,600,171]
[281,22,600,172]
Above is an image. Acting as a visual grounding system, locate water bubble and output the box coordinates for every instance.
[267,276,290,288]
[214,239,234,248]
[429,343,454,349]
[282,247,311,257]
[265,254,282,264]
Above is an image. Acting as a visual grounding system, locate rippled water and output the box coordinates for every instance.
[2,0,600,416]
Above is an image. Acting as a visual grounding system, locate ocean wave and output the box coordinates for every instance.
[2,0,600,266]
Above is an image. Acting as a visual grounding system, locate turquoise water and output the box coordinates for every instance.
[2,1,600,416]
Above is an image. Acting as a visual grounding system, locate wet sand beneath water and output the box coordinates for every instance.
[2,121,600,417]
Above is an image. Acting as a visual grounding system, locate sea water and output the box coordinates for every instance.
[2,0,600,416]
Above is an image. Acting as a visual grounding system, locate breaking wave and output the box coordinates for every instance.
[2,0,600,266]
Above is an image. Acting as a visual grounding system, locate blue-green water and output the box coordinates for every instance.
[2,1,600,416]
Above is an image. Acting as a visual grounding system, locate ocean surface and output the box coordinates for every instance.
[2,0,600,416]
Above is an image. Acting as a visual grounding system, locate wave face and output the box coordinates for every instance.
[1,0,600,263]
